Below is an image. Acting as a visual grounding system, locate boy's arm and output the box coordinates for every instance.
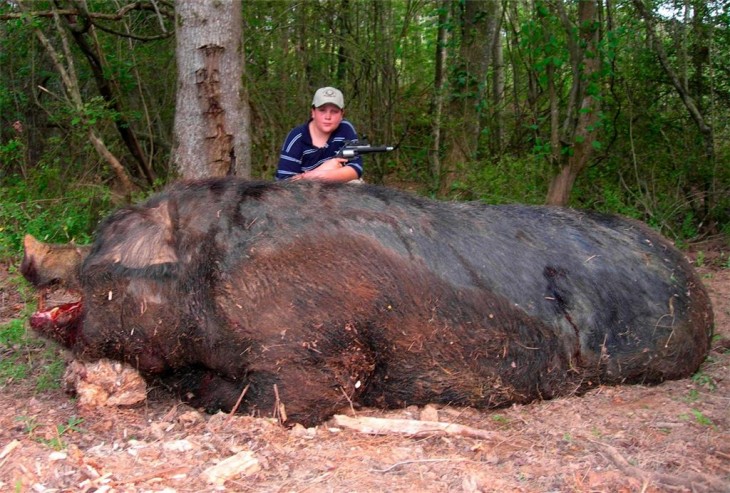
[276,129,304,180]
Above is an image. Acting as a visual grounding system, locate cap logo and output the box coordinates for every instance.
[313,87,344,108]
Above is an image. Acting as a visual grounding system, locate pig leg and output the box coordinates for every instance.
[240,322,379,427]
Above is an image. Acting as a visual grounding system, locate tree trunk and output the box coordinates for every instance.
[429,0,449,191]
[173,0,251,179]
[479,0,502,157]
[546,0,601,206]
[451,0,490,161]
[490,8,505,156]
[60,10,157,186]
[336,0,350,85]
[539,5,560,166]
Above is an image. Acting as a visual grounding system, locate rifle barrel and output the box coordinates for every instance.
[354,146,394,154]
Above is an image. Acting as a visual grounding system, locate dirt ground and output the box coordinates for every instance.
[0,244,728,493]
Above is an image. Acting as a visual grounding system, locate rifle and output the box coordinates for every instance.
[337,141,395,161]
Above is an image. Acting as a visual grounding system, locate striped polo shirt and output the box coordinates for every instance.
[276,119,363,180]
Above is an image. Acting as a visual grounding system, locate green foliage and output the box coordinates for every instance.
[449,156,551,205]
[0,318,25,346]
[42,416,85,450]
[679,407,717,429]
[0,0,728,243]
[0,167,112,260]
[0,355,29,383]
[685,388,699,403]
[1,316,66,392]
[694,251,705,268]
[16,415,85,451]
[690,409,716,429]
[67,96,122,129]
[0,319,42,387]
[35,355,65,392]
[0,138,25,173]
[570,145,729,242]
[691,371,717,391]
[15,416,40,435]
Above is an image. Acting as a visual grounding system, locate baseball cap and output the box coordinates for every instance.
[312,87,345,109]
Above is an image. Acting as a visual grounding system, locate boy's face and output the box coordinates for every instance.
[311,104,343,135]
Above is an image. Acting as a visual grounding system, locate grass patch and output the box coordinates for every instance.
[36,356,66,392]
[42,416,85,451]
[0,318,26,345]
[691,371,717,391]
[679,408,718,429]
[15,415,85,451]
[0,318,66,392]
[0,355,30,383]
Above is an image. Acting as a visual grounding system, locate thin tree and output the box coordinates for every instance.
[450,0,491,162]
[429,0,450,192]
[631,0,714,166]
[631,0,717,228]
[545,0,602,206]
[17,1,135,196]
[59,5,166,186]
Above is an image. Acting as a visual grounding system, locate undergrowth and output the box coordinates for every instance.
[0,268,66,393]
[0,167,112,260]
[0,318,66,393]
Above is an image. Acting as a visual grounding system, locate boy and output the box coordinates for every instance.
[276,87,363,182]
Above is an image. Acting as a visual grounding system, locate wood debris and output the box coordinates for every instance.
[332,414,503,440]
[200,450,260,485]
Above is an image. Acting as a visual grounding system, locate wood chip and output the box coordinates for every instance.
[200,450,260,485]
[0,440,20,460]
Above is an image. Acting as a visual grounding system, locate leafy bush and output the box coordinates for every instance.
[0,167,112,260]
[449,156,551,205]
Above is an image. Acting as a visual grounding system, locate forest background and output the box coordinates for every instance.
[0,0,728,258]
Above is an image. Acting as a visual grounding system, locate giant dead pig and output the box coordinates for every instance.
[21,179,714,426]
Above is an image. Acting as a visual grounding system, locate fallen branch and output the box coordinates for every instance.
[332,414,503,440]
[273,384,287,424]
[593,440,730,493]
[371,457,470,473]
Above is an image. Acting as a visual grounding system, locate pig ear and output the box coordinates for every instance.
[86,202,178,270]
[23,234,47,256]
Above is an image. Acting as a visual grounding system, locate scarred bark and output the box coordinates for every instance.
[173,0,251,179]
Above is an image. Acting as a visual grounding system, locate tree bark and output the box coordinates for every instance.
[451,0,491,161]
[490,5,505,156]
[173,0,251,179]
[480,0,502,157]
[429,0,449,191]
[546,0,601,206]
